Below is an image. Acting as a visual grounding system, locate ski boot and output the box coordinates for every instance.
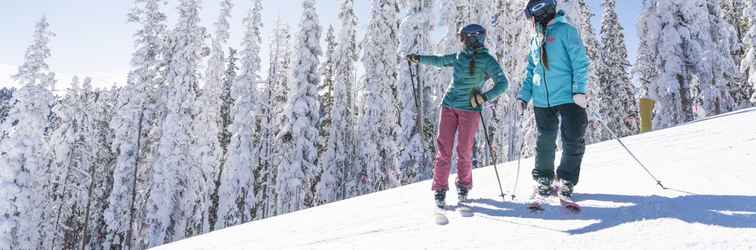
[556,179,574,199]
[528,177,553,211]
[434,190,446,209]
[556,179,581,212]
[457,186,469,203]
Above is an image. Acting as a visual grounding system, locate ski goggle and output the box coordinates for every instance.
[524,0,557,18]
[459,32,486,48]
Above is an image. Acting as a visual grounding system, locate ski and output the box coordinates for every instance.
[433,207,449,225]
[527,199,545,212]
[559,197,581,213]
[457,198,474,217]
[554,185,581,213]
[527,193,547,212]
[528,186,549,212]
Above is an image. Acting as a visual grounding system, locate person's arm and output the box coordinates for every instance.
[482,55,509,101]
[419,53,457,68]
[564,26,590,95]
[517,51,536,103]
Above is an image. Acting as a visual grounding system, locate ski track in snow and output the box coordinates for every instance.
[154,108,756,249]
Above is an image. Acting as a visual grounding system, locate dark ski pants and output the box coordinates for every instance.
[532,103,588,185]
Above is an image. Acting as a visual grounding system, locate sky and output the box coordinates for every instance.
[0,0,642,89]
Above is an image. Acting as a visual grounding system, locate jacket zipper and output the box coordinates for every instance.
[542,49,551,108]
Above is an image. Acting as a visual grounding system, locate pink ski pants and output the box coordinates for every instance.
[431,107,481,192]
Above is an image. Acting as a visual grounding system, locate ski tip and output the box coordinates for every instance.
[434,213,449,225]
[559,200,581,213]
[527,204,544,212]
[563,206,581,214]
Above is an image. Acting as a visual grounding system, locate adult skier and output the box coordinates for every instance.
[518,0,591,210]
[407,24,509,208]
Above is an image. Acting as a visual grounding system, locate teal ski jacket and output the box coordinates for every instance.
[419,47,509,112]
[518,14,591,108]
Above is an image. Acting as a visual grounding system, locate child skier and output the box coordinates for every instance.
[407,24,509,208]
[518,0,591,209]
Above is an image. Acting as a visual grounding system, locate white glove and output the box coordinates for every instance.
[573,94,587,109]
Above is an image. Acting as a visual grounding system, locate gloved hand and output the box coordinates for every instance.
[518,100,528,113]
[407,54,420,64]
[471,89,486,108]
[573,94,587,109]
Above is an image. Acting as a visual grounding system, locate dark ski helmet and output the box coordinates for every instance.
[525,0,557,26]
[458,24,487,49]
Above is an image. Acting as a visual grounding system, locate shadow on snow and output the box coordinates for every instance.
[466,193,756,235]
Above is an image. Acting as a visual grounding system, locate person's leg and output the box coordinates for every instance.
[532,107,559,184]
[432,107,459,192]
[454,109,481,191]
[556,103,588,186]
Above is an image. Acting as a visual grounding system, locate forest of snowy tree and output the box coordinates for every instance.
[1,0,755,249]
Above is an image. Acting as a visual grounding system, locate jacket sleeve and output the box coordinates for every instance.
[517,51,535,103]
[564,26,590,95]
[482,55,509,101]
[419,53,457,68]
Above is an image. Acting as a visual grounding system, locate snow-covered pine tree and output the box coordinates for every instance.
[104,0,167,248]
[358,0,401,194]
[0,88,14,142]
[216,0,262,230]
[744,0,756,103]
[319,25,337,154]
[49,76,90,249]
[721,0,754,107]
[0,16,56,250]
[696,0,739,116]
[397,0,433,184]
[597,0,639,139]
[50,77,116,250]
[722,0,748,53]
[634,1,658,102]
[219,47,237,160]
[191,0,233,235]
[317,0,359,204]
[210,46,236,231]
[276,0,322,214]
[637,0,741,129]
[258,20,291,219]
[144,0,205,245]
[635,0,690,129]
[82,82,117,250]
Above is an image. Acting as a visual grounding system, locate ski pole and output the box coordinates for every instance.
[407,58,427,168]
[510,110,526,200]
[475,98,507,200]
[591,111,667,190]
[406,60,421,111]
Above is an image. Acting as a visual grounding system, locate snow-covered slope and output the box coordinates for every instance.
[155,108,756,250]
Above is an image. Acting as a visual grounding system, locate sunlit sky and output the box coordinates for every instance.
[0,0,642,89]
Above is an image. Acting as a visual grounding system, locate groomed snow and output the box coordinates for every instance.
[154,108,756,250]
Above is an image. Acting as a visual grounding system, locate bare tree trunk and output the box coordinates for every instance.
[126,111,145,250]
[51,164,73,250]
[80,158,98,250]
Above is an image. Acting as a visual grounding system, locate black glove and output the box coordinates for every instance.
[518,100,528,114]
[407,54,420,64]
